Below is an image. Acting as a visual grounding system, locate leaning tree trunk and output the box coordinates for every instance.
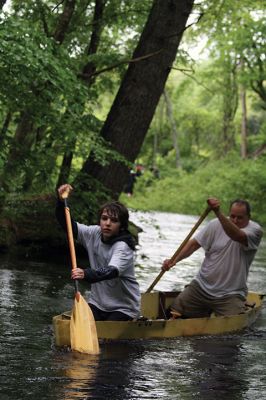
[74,0,194,198]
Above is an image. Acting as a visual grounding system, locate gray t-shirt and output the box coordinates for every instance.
[77,223,141,318]
[194,218,263,298]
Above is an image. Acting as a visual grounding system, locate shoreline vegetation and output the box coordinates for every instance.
[0,154,265,257]
[121,153,266,228]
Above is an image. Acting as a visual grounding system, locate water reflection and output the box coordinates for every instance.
[53,341,148,400]
[53,352,99,399]
[190,337,248,400]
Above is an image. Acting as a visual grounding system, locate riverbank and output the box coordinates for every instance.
[121,154,266,227]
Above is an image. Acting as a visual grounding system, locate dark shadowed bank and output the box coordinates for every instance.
[0,194,142,258]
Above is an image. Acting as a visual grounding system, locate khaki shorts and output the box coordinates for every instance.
[171,280,246,318]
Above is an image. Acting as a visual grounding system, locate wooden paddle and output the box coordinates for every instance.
[146,206,211,293]
[62,190,100,355]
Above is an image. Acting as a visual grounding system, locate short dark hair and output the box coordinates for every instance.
[98,201,129,230]
[230,199,251,217]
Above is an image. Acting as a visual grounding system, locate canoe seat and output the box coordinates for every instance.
[158,291,181,319]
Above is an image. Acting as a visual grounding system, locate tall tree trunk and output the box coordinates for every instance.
[82,0,107,83]
[248,48,266,109]
[222,59,238,155]
[57,148,74,187]
[53,0,76,44]
[0,111,34,190]
[240,86,248,159]
[0,111,12,148]
[163,89,181,168]
[74,0,194,198]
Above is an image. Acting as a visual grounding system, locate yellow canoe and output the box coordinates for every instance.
[53,291,264,346]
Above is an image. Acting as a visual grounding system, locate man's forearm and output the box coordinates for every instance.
[173,239,201,265]
[214,210,247,245]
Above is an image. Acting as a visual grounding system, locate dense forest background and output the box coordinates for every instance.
[0,0,265,253]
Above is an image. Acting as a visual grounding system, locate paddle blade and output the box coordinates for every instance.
[70,294,100,355]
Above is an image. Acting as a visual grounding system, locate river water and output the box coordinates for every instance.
[0,210,266,400]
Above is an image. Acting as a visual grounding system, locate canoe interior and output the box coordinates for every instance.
[53,291,264,345]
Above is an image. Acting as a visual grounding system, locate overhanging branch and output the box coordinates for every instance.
[78,49,163,80]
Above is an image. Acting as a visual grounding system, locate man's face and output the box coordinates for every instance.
[100,209,121,240]
[229,203,250,228]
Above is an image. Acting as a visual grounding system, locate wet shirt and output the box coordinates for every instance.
[194,218,263,298]
[77,224,141,318]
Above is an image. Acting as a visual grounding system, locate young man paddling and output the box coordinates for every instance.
[162,198,263,318]
[56,184,141,321]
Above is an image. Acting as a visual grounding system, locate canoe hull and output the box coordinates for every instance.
[53,291,264,346]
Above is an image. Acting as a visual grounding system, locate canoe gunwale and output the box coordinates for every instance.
[53,291,264,344]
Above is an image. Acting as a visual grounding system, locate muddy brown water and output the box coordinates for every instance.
[1,210,266,400]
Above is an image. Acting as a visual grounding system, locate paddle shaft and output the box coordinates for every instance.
[146,206,211,293]
[60,188,99,354]
[63,198,79,294]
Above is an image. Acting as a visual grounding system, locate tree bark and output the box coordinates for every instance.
[244,44,266,110]
[53,0,77,44]
[82,0,107,84]
[0,111,12,148]
[222,59,238,154]
[0,111,34,190]
[75,0,194,198]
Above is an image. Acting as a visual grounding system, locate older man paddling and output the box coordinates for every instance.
[162,198,263,318]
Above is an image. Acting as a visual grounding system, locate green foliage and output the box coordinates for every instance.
[197,0,266,108]
[122,152,266,226]
[0,16,84,112]
[0,0,152,197]
[0,0,265,227]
